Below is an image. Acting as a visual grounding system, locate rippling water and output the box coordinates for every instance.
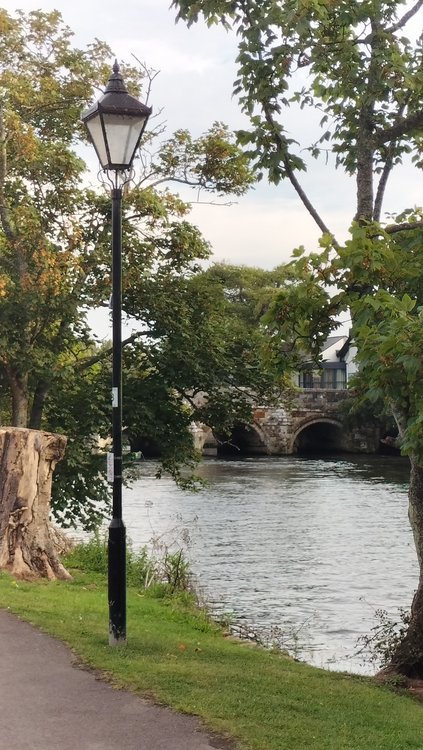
[121,455,417,673]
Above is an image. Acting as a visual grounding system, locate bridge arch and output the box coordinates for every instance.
[215,421,268,456]
[290,418,346,455]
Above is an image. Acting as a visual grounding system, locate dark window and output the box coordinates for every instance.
[299,366,347,390]
[321,367,346,390]
[299,370,314,389]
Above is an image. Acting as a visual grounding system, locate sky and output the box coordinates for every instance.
[3,0,422,274]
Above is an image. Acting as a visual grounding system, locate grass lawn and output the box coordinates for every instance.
[1,567,423,750]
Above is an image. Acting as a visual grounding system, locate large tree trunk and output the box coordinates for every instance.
[0,427,71,580]
[384,456,423,677]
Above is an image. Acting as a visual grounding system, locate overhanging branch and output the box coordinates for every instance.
[373,111,423,146]
[283,152,340,247]
[236,1,339,247]
[385,221,423,235]
[259,101,339,246]
[75,330,150,372]
[388,0,423,33]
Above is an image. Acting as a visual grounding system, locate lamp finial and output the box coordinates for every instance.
[105,61,127,94]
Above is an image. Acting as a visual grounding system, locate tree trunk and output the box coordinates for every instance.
[0,427,71,580]
[355,108,375,223]
[384,456,423,677]
[29,380,49,430]
[6,367,29,427]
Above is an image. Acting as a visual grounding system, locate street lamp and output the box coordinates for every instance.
[81,61,152,646]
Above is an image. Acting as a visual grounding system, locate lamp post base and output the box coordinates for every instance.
[108,518,127,646]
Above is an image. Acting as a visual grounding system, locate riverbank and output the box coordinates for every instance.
[121,455,415,672]
[1,567,423,749]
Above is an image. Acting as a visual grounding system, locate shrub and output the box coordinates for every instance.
[63,534,191,593]
[355,607,411,668]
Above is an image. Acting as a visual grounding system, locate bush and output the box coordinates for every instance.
[64,535,109,574]
[63,534,191,593]
[355,607,411,668]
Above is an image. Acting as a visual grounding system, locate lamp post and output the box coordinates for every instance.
[81,62,151,646]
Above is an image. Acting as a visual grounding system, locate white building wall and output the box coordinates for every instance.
[345,345,358,382]
[321,336,348,363]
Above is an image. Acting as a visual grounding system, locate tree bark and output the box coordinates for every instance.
[355,106,375,222]
[11,382,28,428]
[0,427,71,580]
[29,380,49,430]
[384,456,423,677]
[5,366,29,427]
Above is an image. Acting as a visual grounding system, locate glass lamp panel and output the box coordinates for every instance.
[102,113,146,167]
[85,115,108,168]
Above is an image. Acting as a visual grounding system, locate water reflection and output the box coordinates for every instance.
[123,455,416,673]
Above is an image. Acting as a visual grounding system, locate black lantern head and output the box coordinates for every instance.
[81,61,152,171]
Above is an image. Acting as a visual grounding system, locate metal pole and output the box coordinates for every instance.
[108,185,126,646]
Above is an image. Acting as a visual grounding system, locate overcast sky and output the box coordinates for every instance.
[3,0,422,272]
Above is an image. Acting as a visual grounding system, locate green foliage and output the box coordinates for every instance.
[339,221,423,459]
[122,261,289,468]
[257,216,423,462]
[0,9,271,530]
[64,535,110,575]
[0,10,115,430]
[171,1,423,444]
[64,535,191,592]
[173,0,423,191]
[154,122,254,196]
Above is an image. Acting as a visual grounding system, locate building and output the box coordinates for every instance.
[296,335,357,390]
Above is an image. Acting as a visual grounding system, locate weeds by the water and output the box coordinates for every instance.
[354,606,411,669]
[229,618,316,662]
[67,538,393,672]
[65,534,191,593]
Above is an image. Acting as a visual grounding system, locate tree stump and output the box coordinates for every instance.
[0,427,71,580]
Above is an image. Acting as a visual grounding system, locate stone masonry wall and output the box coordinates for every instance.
[192,390,380,456]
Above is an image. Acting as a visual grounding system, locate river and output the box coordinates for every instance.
[121,454,417,674]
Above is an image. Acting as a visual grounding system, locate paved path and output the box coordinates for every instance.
[0,609,233,750]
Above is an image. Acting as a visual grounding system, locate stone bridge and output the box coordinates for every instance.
[192,389,380,457]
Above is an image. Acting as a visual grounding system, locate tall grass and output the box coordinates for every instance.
[64,535,190,593]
